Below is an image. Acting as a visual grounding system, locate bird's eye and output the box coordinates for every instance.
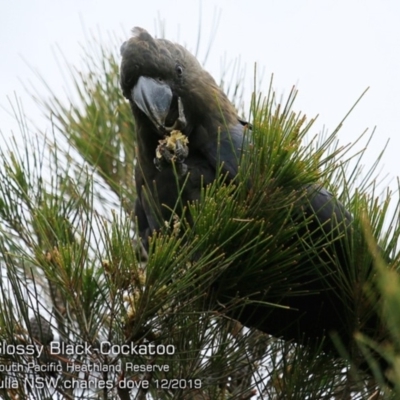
[176,65,183,76]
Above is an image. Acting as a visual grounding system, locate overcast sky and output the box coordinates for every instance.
[1,0,400,202]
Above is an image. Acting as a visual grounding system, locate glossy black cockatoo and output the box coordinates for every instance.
[120,27,382,364]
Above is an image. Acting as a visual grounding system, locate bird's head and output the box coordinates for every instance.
[120,27,237,138]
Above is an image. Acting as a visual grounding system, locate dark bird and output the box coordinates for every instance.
[120,27,384,370]
[120,27,245,247]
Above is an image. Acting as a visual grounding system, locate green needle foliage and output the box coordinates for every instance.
[0,33,399,400]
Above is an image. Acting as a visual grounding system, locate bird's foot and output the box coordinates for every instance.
[154,131,189,176]
[154,155,188,176]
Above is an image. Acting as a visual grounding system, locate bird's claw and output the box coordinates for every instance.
[154,133,189,176]
[174,139,189,162]
[154,155,188,176]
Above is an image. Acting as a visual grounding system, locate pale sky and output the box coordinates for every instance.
[1,0,400,202]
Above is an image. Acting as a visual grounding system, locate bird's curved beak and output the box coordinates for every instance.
[132,76,186,133]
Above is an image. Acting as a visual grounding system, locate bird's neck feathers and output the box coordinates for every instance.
[185,76,238,135]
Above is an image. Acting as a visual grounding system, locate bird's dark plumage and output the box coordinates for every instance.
[120,27,244,245]
[120,27,383,369]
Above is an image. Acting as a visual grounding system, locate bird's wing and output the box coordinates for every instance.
[305,185,352,224]
[300,184,353,246]
[200,120,246,180]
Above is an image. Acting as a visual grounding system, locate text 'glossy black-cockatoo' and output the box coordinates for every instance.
[120,27,384,368]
